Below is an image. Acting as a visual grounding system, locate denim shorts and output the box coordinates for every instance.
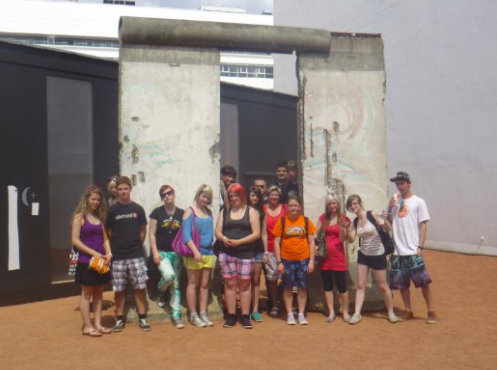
[254,252,265,263]
[389,254,432,290]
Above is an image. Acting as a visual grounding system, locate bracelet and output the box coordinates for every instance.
[418,246,424,250]
[277,261,282,265]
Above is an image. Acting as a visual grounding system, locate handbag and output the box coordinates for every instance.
[88,256,110,274]
[315,228,327,259]
[353,211,395,255]
[172,207,200,257]
[67,248,79,276]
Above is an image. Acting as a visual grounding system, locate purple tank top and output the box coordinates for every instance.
[78,217,105,264]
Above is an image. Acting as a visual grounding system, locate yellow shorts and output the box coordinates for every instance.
[183,255,216,270]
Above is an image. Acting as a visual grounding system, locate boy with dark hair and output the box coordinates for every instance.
[282,160,299,204]
[106,176,150,332]
[219,165,237,209]
[275,161,288,197]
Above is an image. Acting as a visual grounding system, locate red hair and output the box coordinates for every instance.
[227,183,246,208]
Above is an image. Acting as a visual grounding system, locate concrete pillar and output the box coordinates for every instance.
[298,35,388,312]
[119,46,222,322]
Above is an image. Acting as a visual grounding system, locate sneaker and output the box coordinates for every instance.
[297,313,308,325]
[113,319,126,332]
[223,314,236,328]
[241,314,253,329]
[388,312,400,323]
[403,311,415,320]
[139,318,151,331]
[426,311,437,324]
[348,314,362,325]
[286,313,296,325]
[157,292,166,309]
[269,306,279,318]
[251,311,263,322]
[190,313,207,328]
[199,312,214,327]
[172,317,185,329]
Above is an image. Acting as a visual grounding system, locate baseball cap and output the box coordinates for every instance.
[390,171,410,182]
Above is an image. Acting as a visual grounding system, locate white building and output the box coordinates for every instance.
[273,0,497,255]
[0,0,274,89]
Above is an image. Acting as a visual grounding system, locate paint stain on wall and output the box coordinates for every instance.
[209,136,220,164]
[131,144,140,164]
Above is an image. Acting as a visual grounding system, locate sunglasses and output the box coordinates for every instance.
[87,185,102,192]
[161,190,174,198]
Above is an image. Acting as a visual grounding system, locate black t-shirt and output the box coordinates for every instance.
[149,206,184,252]
[282,180,299,203]
[105,201,147,260]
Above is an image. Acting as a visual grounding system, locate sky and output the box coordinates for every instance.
[78,0,273,14]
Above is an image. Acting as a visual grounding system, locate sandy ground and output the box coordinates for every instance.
[1,250,496,370]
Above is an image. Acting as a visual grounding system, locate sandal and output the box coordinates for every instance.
[269,306,279,318]
[96,326,112,334]
[82,327,102,337]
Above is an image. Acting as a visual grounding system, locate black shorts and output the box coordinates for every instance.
[320,270,347,293]
[357,251,386,271]
[75,262,111,286]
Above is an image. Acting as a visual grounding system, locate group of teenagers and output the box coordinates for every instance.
[71,160,437,337]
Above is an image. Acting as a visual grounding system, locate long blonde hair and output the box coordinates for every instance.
[72,185,107,223]
[324,194,342,226]
[194,184,213,215]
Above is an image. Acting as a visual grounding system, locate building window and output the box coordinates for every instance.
[220,65,273,79]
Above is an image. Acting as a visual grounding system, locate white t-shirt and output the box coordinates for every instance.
[391,194,430,256]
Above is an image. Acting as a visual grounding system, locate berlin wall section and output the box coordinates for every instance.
[119,46,222,321]
[298,35,388,311]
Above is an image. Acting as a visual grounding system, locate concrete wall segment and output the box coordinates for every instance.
[119,17,331,53]
[119,45,221,222]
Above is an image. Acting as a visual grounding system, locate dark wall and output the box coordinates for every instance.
[0,41,296,304]
[221,84,298,188]
[0,41,118,302]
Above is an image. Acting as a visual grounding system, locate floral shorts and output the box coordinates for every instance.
[389,254,432,290]
[219,253,254,280]
[281,258,309,288]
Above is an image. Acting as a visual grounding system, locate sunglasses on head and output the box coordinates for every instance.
[161,190,174,198]
[87,185,102,192]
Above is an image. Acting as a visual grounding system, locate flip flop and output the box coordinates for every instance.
[82,328,102,337]
[97,326,112,334]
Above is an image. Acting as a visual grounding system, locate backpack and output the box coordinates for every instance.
[354,211,394,255]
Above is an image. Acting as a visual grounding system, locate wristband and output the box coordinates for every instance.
[418,246,424,250]
[277,261,282,265]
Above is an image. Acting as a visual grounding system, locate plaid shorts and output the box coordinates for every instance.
[389,254,432,290]
[263,253,279,282]
[112,257,148,292]
[219,253,254,280]
[282,258,309,288]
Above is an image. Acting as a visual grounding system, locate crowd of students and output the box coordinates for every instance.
[71,163,436,336]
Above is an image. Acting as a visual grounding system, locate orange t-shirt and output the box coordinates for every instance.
[272,215,316,261]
